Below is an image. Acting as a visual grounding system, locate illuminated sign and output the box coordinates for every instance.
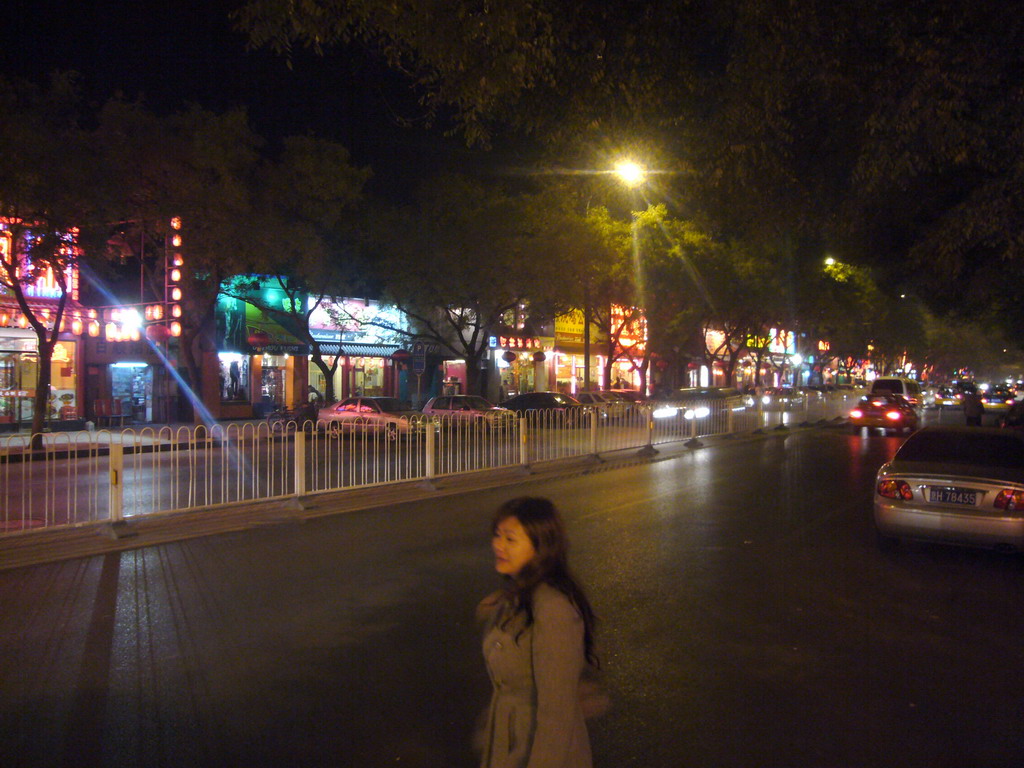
[308,297,407,344]
[612,305,647,355]
[0,225,80,302]
[554,310,605,344]
[490,335,542,350]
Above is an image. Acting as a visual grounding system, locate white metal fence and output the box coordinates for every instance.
[0,392,858,534]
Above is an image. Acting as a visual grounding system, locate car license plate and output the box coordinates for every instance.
[928,487,977,505]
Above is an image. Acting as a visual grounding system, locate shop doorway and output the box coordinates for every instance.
[0,350,37,427]
[111,363,153,423]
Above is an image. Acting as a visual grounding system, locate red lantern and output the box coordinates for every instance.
[532,351,546,363]
[247,330,271,348]
[502,350,517,363]
[146,324,171,343]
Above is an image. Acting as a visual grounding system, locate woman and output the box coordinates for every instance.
[478,497,598,768]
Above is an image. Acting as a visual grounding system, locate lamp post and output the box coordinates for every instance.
[581,160,648,394]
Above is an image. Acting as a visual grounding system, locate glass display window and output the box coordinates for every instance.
[219,353,250,402]
[260,353,288,406]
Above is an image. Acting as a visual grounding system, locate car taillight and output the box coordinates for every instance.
[850,409,864,418]
[885,410,903,421]
[878,479,913,500]
[993,489,1024,510]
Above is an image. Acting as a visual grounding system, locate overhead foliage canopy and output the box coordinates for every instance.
[236,0,1024,337]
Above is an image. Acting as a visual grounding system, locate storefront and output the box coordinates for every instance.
[491,332,551,399]
[0,329,81,428]
[552,311,606,395]
[1,223,86,428]
[214,280,309,417]
[307,297,408,402]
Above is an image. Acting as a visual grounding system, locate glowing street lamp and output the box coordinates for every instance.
[614,160,647,189]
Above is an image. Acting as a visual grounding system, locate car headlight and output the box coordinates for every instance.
[653,406,678,419]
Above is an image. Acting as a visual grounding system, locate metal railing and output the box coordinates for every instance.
[0,392,858,534]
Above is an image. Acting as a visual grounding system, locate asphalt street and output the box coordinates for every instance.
[1,420,1023,767]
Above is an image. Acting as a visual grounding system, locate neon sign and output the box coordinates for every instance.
[0,226,80,302]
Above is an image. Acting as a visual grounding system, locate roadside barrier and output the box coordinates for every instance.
[0,393,857,534]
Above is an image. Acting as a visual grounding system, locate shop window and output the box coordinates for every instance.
[220,354,250,402]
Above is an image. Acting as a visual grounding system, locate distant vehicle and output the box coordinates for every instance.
[760,386,804,409]
[652,387,751,420]
[849,392,920,436]
[501,391,583,414]
[981,387,1016,413]
[934,386,962,409]
[318,396,433,438]
[421,395,515,428]
[869,377,924,409]
[874,426,1024,551]
[575,391,630,420]
[797,386,824,401]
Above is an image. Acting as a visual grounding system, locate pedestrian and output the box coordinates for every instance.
[476,497,601,768]
[963,385,984,427]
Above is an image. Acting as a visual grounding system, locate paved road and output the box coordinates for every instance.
[2,423,1023,767]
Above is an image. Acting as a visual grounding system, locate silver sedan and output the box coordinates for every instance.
[873,426,1024,551]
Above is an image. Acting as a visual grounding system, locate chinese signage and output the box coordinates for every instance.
[490,334,542,351]
[0,226,80,302]
[744,328,797,355]
[611,305,647,356]
[554,310,605,345]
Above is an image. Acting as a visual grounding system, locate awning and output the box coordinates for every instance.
[314,342,402,358]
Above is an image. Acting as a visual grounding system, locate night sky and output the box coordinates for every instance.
[1,0,491,198]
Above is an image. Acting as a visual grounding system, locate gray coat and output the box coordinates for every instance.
[480,583,592,768]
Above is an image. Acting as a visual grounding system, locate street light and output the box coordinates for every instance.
[614,160,647,189]
[581,159,648,393]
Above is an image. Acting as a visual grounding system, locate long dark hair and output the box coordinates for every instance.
[492,497,598,668]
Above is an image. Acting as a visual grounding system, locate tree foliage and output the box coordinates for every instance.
[236,0,1024,341]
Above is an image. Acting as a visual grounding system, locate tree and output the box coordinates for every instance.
[236,0,1024,344]
[97,102,369,419]
[0,74,106,444]
[359,174,574,396]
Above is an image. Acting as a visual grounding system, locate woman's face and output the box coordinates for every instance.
[492,516,536,577]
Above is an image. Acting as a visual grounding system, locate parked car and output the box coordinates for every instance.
[652,387,751,420]
[869,377,924,409]
[318,396,433,438]
[873,426,1024,551]
[421,395,515,428]
[849,392,919,435]
[981,387,1017,413]
[759,386,804,409]
[575,391,631,420]
[797,386,824,402]
[501,391,584,414]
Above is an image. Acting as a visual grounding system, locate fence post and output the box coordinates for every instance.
[109,442,124,523]
[638,406,658,457]
[590,409,599,457]
[293,430,306,497]
[519,417,529,468]
[727,403,735,434]
[425,426,436,480]
[685,406,703,447]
